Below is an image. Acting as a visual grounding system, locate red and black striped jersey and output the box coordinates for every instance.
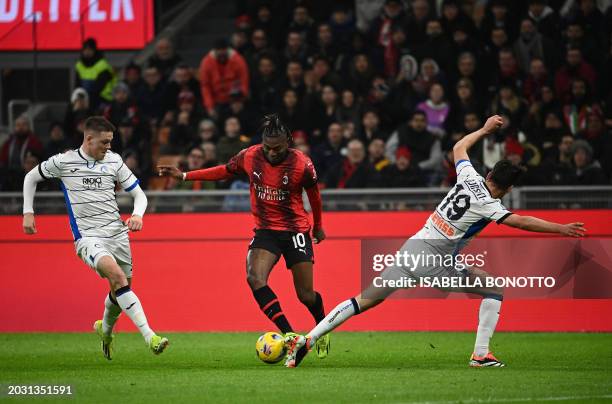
[226,145,317,233]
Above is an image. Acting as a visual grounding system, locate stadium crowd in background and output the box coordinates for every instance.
[2,0,612,192]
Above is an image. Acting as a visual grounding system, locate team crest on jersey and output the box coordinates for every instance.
[282,174,289,185]
[100,165,109,173]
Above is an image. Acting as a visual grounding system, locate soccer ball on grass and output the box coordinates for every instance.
[255,332,286,364]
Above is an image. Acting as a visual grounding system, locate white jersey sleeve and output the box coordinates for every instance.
[455,159,478,182]
[38,153,64,179]
[116,162,140,191]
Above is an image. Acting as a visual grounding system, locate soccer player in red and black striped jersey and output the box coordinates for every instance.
[158,114,331,357]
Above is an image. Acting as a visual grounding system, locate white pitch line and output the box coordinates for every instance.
[400,395,612,404]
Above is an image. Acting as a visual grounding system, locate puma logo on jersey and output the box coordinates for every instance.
[253,171,262,180]
[298,248,307,254]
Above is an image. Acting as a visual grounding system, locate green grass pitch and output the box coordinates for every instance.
[1,332,611,403]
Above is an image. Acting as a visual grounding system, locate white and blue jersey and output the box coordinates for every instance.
[412,159,512,253]
[37,148,139,241]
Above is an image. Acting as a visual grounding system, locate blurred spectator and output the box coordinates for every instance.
[412,58,444,99]
[137,66,166,123]
[196,119,218,146]
[381,146,425,187]
[523,58,549,103]
[513,18,558,74]
[292,131,311,156]
[493,48,524,91]
[358,109,387,144]
[278,89,307,132]
[387,111,442,181]
[44,122,69,159]
[216,117,249,164]
[310,85,340,138]
[480,0,518,44]
[367,138,390,171]
[563,20,600,67]
[312,122,345,178]
[282,30,310,68]
[74,38,116,109]
[63,88,92,147]
[202,141,218,168]
[103,82,139,127]
[447,78,482,132]
[280,60,306,97]
[252,4,281,48]
[414,19,453,72]
[164,64,202,118]
[148,38,182,80]
[231,30,249,55]
[2,150,41,191]
[122,149,147,189]
[199,39,250,121]
[554,47,596,103]
[404,0,431,48]
[251,54,281,115]
[562,78,602,135]
[527,0,560,42]
[312,23,340,68]
[368,0,408,75]
[124,62,144,95]
[346,54,375,99]
[570,139,607,184]
[288,5,315,46]
[244,29,278,73]
[490,85,528,128]
[166,91,202,154]
[322,139,380,188]
[0,116,43,171]
[329,6,355,49]
[416,82,450,137]
[337,89,362,127]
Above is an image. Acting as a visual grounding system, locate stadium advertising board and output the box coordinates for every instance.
[0,0,154,50]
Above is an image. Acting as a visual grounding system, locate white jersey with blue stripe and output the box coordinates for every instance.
[412,159,512,252]
[38,148,139,241]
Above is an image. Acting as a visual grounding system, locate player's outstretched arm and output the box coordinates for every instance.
[502,214,586,237]
[157,164,231,181]
[305,185,325,243]
[452,115,503,164]
[22,166,45,234]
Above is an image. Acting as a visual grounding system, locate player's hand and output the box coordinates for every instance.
[23,213,36,235]
[313,227,326,244]
[157,165,184,180]
[483,115,503,134]
[126,215,143,232]
[560,222,586,237]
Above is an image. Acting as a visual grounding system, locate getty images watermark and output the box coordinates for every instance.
[371,250,556,289]
[360,238,612,299]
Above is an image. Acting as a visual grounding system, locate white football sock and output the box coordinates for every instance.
[474,298,502,357]
[308,298,360,344]
[115,287,156,344]
[102,293,122,336]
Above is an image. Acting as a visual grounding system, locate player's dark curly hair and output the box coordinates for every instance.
[260,113,291,140]
[490,159,523,189]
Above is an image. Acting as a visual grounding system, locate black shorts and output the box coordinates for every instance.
[249,229,314,269]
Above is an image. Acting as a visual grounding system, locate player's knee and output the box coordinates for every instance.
[104,266,128,290]
[246,272,267,290]
[296,288,315,306]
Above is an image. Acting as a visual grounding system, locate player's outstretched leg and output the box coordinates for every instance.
[285,284,395,368]
[98,257,169,355]
[464,268,505,367]
[470,295,504,367]
[93,292,121,360]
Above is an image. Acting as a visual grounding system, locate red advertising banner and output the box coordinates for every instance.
[0,0,154,50]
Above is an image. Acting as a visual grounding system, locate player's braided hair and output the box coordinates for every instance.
[260,113,291,140]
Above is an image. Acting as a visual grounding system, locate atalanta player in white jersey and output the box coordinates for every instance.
[285,115,586,368]
[22,116,168,360]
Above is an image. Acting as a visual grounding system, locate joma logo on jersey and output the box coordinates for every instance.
[82,177,103,189]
